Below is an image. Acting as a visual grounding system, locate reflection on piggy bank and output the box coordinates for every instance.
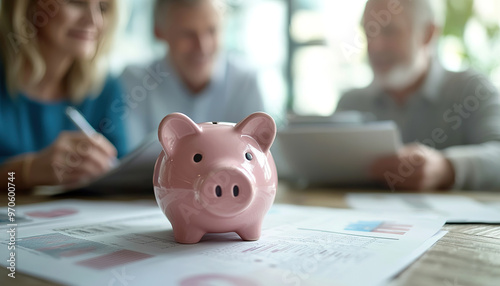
[153,112,278,244]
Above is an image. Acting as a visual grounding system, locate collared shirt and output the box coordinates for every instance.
[337,60,500,190]
[120,55,266,149]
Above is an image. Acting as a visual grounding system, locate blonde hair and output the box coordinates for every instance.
[0,0,119,103]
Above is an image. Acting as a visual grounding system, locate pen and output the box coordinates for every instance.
[65,106,119,167]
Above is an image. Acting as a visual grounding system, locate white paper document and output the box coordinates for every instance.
[35,133,162,195]
[1,201,445,286]
[346,193,500,223]
[485,202,500,212]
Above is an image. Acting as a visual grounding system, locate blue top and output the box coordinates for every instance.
[0,65,128,164]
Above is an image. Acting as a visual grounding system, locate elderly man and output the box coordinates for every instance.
[337,0,500,190]
[121,0,265,149]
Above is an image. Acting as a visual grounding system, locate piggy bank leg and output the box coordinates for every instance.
[173,227,206,244]
[236,224,262,241]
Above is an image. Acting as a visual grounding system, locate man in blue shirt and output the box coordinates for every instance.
[121,0,265,149]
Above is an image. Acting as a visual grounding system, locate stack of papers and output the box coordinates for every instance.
[486,202,500,212]
[347,193,500,223]
[1,201,445,286]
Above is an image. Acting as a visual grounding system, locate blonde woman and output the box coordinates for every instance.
[0,0,127,191]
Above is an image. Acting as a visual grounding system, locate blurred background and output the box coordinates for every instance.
[112,0,500,122]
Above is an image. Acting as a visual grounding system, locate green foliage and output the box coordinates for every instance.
[442,0,500,74]
[443,0,474,38]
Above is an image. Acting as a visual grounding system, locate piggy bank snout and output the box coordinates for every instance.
[199,169,254,217]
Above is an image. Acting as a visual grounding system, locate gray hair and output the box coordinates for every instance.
[409,0,445,28]
[366,0,446,28]
[154,0,227,27]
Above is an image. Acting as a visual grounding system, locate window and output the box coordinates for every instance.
[109,0,288,123]
[286,0,500,116]
[111,0,500,118]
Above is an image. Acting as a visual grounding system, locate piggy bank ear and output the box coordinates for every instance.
[158,113,201,156]
[235,112,276,153]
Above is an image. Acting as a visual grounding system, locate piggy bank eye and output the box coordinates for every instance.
[193,154,203,163]
[245,152,253,161]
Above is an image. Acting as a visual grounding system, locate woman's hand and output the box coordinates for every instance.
[28,131,118,186]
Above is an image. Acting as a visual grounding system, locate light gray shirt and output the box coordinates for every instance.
[121,55,265,149]
[337,60,500,190]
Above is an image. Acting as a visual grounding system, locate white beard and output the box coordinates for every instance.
[373,47,429,91]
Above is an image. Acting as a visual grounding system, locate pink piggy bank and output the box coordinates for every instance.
[153,112,278,244]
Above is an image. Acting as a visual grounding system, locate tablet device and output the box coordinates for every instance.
[278,120,402,186]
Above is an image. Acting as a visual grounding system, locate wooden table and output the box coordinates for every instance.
[2,183,500,286]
